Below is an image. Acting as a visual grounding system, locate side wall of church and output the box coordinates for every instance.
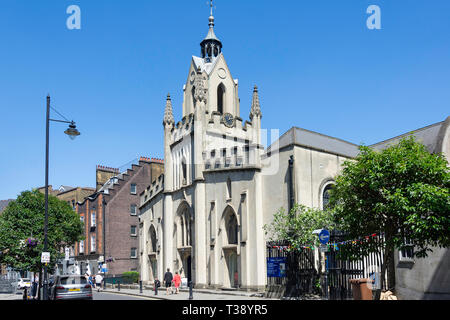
[262,145,351,236]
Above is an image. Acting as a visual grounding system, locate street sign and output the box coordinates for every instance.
[41,252,50,264]
[320,244,329,253]
[319,229,330,244]
[65,248,70,261]
[267,257,287,278]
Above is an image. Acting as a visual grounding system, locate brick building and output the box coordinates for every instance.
[36,185,95,265]
[37,185,95,210]
[75,157,164,277]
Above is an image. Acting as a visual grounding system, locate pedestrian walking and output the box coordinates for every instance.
[95,274,103,292]
[164,268,173,295]
[154,278,161,295]
[89,275,95,289]
[173,271,181,294]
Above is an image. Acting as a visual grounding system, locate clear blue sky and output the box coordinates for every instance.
[0,0,449,200]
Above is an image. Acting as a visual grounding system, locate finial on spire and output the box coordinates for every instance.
[208,0,215,27]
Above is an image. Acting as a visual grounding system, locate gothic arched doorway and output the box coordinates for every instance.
[221,206,240,289]
[176,202,194,282]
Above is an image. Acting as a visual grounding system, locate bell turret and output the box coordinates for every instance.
[200,1,222,62]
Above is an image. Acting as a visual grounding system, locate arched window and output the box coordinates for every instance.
[322,184,334,210]
[182,159,187,185]
[192,86,196,109]
[227,213,238,245]
[207,45,212,57]
[150,226,157,253]
[217,84,225,114]
[226,178,232,199]
[183,209,192,247]
[181,218,185,247]
[177,204,193,248]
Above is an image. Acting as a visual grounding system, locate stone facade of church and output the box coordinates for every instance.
[137,12,359,291]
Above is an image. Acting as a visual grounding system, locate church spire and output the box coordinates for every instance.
[250,85,262,119]
[200,0,222,62]
[163,94,175,126]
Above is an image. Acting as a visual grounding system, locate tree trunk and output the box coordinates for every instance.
[387,248,396,291]
[376,244,396,300]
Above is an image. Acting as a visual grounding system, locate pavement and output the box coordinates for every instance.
[0,286,271,301]
[100,286,274,300]
[0,292,23,300]
[1,287,321,301]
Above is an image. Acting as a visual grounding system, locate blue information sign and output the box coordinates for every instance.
[319,229,330,244]
[267,257,287,278]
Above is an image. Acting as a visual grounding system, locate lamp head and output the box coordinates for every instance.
[65,121,80,140]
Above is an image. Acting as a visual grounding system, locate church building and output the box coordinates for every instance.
[137,7,358,291]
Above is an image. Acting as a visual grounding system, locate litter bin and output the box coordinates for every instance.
[349,278,374,300]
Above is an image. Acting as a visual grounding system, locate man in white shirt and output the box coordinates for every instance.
[95,274,103,292]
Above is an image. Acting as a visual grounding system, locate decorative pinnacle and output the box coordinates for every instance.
[250,85,262,119]
[163,93,175,126]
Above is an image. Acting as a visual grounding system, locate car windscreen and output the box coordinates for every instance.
[59,276,87,285]
[22,279,31,282]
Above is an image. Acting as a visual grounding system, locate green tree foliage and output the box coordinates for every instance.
[330,137,450,269]
[122,271,140,284]
[264,204,336,250]
[0,190,84,274]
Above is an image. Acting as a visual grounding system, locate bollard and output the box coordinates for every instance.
[118,281,121,291]
[188,281,193,300]
[139,280,143,294]
[23,288,28,300]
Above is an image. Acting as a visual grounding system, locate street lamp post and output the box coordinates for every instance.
[43,95,80,300]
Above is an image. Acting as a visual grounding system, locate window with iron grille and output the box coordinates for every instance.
[399,238,414,261]
[322,184,334,210]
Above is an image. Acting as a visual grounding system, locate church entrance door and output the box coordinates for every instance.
[227,252,238,288]
[150,258,157,282]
